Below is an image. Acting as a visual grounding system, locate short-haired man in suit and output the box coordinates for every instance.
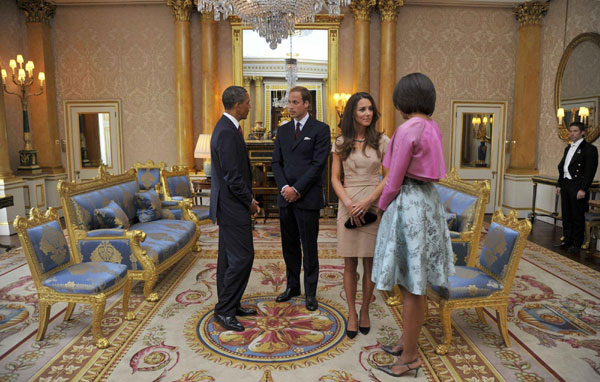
[271,86,331,311]
[555,121,598,254]
[210,86,261,332]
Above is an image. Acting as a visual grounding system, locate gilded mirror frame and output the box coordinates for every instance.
[231,15,342,138]
[554,32,600,142]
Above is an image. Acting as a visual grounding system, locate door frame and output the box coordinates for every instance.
[64,100,124,182]
[450,100,508,212]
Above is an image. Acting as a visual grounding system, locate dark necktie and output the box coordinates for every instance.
[237,126,243,137]
[295,121,301,140]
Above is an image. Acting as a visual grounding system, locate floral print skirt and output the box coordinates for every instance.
[372,178,455,295]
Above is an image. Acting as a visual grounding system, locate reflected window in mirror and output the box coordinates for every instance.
[460,113,493,169]
[78,112,112,168]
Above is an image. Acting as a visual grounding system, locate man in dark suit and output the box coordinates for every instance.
[556,121,598,254]
[209,86,260,332]
[271,86,331,311]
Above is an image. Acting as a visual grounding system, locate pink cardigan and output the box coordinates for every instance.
[378,117,447,211]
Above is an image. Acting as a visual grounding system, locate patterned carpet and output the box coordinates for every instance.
[0,220,599,381]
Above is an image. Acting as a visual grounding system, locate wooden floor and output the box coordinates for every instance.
[2,216,600,272]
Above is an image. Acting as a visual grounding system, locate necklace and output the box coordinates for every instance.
[353,139,365,142]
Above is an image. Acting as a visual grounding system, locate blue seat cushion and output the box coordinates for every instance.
[43,262,127,294]
[135,190,162,223]
[585,212,600,221]
[129,220,197,263]
[431,266,502,299]
[192,205,210,221]
[95,200,130,229]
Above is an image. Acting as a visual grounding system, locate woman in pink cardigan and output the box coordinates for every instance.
[372,73,455,378]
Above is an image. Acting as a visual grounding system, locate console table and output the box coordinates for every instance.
[0,195,14,250]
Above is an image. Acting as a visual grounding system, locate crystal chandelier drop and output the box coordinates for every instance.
[198,0,349,49]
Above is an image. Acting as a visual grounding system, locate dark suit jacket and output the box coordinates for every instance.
[271,115,331,210]
[557,139,599,192]
[209,115,253,226]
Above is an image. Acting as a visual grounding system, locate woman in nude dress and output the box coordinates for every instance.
[331,92,390,339]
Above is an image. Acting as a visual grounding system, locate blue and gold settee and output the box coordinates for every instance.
[161,165,211,224]
[14,207,135,349]
[58,166,201,302]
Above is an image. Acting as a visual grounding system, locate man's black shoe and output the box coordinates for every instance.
[567,246,580,254]
[214,313,244,332]
[276,288,301,302]
[236,306,257,316]
[306,296,318,311]
[553,242,570,249]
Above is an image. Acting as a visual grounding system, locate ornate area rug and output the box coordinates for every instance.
[0,220,598,381]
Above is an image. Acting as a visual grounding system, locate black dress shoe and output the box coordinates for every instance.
[213,313,244,332]
[567,246,580,254]
[236,306,257,316]
[553,242,570,249]
[306,296,318,311]
[276,288,301,303]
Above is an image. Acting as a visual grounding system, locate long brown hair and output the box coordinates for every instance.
[335,92,382,161]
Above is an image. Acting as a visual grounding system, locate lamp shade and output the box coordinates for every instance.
[194,134,211,159]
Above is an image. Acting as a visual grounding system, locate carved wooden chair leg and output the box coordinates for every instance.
[92,298,109,349]
[144,276,159,302]
[496,305,511,348]
[475,307,487,325]
[122,277,135,321]
[583,221,593,251]
[37,299,51,341]
[64,302,76,321]
[436,302,452,355]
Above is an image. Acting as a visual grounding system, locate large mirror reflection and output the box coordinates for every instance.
[555,32,600,142]
[78,112,112,168]
[460,113,493,168]
[242,29,328,140]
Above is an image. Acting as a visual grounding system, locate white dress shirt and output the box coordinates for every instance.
[563,138,584,179]
[223,112,240,129]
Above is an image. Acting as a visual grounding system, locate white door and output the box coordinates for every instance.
[65,101,123,182]
[451,102,507,213]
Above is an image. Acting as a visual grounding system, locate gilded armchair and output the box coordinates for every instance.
[14,207,135,349]
[426,209,532,355]
[133,160,166,194]
[161,165,210,224]
[583,199,600,254]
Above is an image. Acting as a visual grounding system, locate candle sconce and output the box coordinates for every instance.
[1,54,45,174]
[333,92,351,131]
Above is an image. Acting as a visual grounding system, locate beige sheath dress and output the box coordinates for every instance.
[334,135,390,258]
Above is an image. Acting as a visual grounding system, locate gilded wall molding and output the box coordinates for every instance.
[350,0,376,21]
[513,1,548,27]
[166,0,194,21]
[378,0,404,22]
[17,0,57,24]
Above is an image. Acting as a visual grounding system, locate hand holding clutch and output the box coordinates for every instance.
[344,211,378,229]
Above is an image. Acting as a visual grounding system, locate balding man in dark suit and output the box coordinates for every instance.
[210,86,260,332]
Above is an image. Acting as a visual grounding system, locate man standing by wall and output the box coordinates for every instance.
[210,86,260,331]
[555,121,598,254]
[271,86,331,311]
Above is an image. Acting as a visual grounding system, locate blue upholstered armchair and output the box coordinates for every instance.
[133,160,166,193]
[161,165,210,224]
[426,209,532,355]
[13,208,135,349]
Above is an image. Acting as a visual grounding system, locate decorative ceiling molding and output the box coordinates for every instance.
[53,0,530,8]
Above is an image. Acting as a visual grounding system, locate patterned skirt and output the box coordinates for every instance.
[372,178,455,295]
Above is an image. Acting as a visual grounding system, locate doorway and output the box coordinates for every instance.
[451,101,507,213]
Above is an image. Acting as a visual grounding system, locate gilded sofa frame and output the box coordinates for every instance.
[14,207,135,349]
[58,166,200,302]
[426,209,532,355]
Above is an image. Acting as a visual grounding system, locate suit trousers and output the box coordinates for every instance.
[215,224,254,317]
[560,178,589,247]
[279,204,320,297]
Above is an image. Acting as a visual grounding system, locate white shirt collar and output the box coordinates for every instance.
[571,137,584,148]
[223,112,240,129]
[294,113,310,130]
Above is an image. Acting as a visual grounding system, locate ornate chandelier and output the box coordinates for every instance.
[197,0,349,49]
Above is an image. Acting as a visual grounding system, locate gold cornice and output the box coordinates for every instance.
[513,1,548,27]
[350,0,376,21]
[378,0,404,22]
[17,0,57,24]
[166,0,194,21]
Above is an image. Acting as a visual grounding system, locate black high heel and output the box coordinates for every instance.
[346,314,358,339]
[377,358,422,378]
[359,309,370,335]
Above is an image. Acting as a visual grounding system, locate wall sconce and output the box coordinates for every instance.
[194,133,211,176]
[333,92,351,129]
[557,107,565,125]
[579,106,590,125]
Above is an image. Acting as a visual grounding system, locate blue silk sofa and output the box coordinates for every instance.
[58,166,201,301]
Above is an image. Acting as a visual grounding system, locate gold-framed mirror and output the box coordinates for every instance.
[554,32,600,142]
[231,15,342,139]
